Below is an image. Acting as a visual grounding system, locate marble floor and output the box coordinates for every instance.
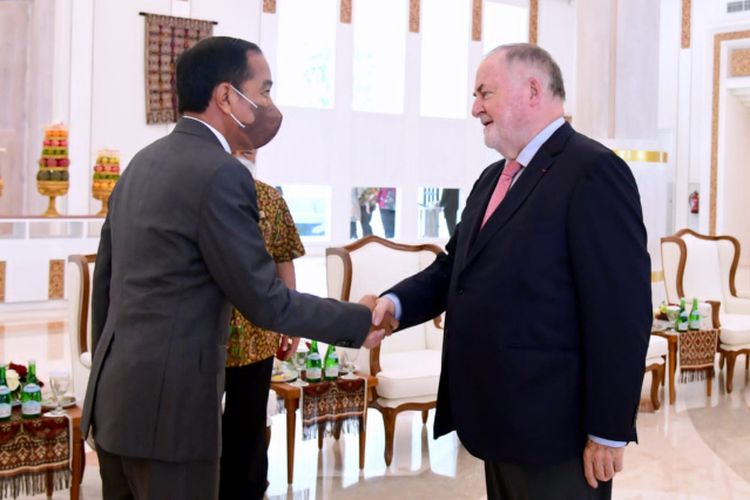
[1,317,749,499]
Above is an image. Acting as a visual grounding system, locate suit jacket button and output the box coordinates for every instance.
[456,288,464,295]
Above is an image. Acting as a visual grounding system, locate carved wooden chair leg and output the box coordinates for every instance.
[745,354,749,371]
[726,351,737,394]
[421,409,429,425]
[382,408,397,466]
[650,365,663,411]
[719,352,725,370]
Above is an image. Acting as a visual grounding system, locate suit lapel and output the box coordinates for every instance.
[463,123,575,270]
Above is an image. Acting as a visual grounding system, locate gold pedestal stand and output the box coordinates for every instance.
[37,180,69,217]
[92,186,113,216]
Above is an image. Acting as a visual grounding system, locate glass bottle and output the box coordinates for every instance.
[305,341,322,383]
[0,365,11,422]
[324,345,340,381]
[688,297,702,330]
[676,298,689,332]
[21,359,42,419]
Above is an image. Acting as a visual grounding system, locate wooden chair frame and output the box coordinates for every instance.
[326,235,443,465]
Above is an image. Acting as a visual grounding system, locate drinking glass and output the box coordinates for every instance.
[46,369,70,417]
[290,351,308,387]
[341,349,360,379]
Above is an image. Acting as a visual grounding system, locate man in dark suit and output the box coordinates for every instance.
[372,44,651,499]
[82,37,388,499]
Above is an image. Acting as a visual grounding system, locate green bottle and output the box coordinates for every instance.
[688,298,702,330]
[676,298,689,332]
[323,345,340,381]
[0,365,11,422]
[305,341,322,383]
[21,359,42,419]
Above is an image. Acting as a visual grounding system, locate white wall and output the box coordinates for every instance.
[721,94,750,276]
[68,0,262,215]
[55,0,579,246]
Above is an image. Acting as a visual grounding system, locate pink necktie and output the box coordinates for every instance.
[481,160,523,228]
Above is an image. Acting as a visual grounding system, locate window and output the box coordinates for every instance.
[276,0,337,108]
[483,0,529,53]
[420,0,470,118]
[352,0,407,113]
[418,187,462,238]
[279,184,332,240]
[350,187,399,239]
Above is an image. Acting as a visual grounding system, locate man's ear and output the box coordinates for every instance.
[527,76,544,106]
[214,82,233,114]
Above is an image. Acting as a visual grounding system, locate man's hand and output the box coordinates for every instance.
[582,439,625,488]
[358,295,398,349]
[275,335,300,361]
[371,296,397,333]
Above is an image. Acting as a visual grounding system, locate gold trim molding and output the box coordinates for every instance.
[681,0,691,49]
[262,0,276,14]
[340,0,352,24]
[711,30,750,235]
[651,270,664,283]
[472,0,481,41]
[48,259,64,300]
[409,0,420,33]
[529,0,538,45]
[613,149,668,164]
[0,261,5,302]
[730,48,750,77]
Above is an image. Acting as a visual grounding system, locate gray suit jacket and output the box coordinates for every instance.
[82,118,370,462]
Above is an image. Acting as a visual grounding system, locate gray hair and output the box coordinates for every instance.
[490,43,566,101]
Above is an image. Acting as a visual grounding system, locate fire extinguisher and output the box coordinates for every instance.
[689,190,699,214]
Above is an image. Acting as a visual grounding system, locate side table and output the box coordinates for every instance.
[270,374,377,484]
[652,329,716,404]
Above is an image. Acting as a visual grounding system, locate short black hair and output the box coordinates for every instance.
[176,36,262,114]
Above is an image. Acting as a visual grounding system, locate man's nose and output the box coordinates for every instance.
[471,98,482,118]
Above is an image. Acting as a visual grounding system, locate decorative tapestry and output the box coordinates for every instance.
[143,13,214,124]
[0,412,70,499]
[299,378,368,441]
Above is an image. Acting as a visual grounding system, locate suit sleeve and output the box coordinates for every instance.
[91,213,112,355]
[567,152,652,442]
[198,163,371,348]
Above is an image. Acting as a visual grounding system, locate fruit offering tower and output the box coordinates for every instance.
[36,123,70,216]
[92,149,120,216]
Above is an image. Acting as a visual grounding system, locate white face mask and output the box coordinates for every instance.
[235,156,257,178]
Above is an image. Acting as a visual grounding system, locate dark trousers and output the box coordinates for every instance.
[379,208,396,238]
[485,457,612,500]
[97,446,219,500]
[219,356,274,500]
[359,205,373,236]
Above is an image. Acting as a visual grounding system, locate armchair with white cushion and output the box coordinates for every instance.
[326,236,443,466]
[661,229,750,393]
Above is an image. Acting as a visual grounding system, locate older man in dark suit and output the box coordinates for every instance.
[82,37,388,499]
[372,44,652,499]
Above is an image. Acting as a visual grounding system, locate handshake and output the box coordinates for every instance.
[358,295,399,349]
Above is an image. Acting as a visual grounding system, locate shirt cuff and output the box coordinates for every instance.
[588,435,627,448]
[382,293,402,321]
